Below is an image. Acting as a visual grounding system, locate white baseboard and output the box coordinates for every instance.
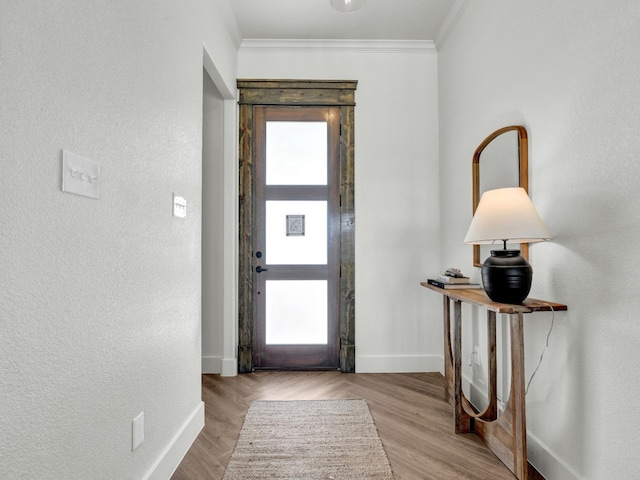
[527,430,580,480]
[202,356,237,376]
[202,356,222,374]
[144,401,205,480]
[221,357,238,377]
[462,372,493,412]
[461,369,579,480]
[355,354,442,373]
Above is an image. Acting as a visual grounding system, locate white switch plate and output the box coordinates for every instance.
[62,150,100,199]
[173,194,186,218]
[132,412,144,451]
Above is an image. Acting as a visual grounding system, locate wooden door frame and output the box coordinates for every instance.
[237,79,357,373]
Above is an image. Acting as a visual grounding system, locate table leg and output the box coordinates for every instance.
[472,312,529,480]
[509,313,528,479]
[443,296,453,405]
[453,300,471,433]
[486,311,497,420]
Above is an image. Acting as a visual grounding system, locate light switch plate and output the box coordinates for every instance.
[173,194,186,218]
[62,150,100,199]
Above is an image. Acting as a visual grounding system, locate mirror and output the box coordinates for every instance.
[472,126,529,267]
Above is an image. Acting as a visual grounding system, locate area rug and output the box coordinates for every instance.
[222,399,395,480]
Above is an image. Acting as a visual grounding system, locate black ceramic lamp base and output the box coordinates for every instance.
[481,250,532,304]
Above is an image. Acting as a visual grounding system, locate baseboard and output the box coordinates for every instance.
[202,356,222,374]
[527,431,580,480]
[461,371,579,480]
[221,357,238,377]
[144,401,205,480]
[462,372,494,412]
[355,354,442,373]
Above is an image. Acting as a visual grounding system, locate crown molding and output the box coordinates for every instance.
[435,0,470,50]
[239,39,437,54]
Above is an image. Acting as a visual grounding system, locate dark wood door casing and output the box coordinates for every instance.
[238,79,357,373]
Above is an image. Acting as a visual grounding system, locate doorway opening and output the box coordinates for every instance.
[202,68,225,373]
[202,48,238,376]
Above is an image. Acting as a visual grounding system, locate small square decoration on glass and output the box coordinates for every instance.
[286,215,305,236]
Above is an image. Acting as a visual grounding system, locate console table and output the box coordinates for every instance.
[420,282,567,480]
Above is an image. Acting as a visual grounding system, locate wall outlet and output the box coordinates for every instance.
[132,412,144,451]
[472,346,481,367]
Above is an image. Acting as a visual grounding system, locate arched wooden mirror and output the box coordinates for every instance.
[472,126,529,267]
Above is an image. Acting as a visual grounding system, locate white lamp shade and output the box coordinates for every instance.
[331,0,367,13]
[464,187,551,245]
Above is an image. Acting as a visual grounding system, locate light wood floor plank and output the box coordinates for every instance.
[171,372,519,479]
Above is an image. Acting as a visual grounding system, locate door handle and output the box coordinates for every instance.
[255,265,268,273]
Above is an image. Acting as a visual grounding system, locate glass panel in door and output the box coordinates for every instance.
[266,122,327,185]
[265,200,327,265]
[265,280,328,344]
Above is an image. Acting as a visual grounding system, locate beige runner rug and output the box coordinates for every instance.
[222,399,395,480]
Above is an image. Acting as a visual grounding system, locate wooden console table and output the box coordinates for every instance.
[420,282,567,480]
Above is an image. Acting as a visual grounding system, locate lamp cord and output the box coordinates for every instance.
[494,304,556,406]
[524,304,555,395]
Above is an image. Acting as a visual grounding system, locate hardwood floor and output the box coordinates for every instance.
[171,371,518,480]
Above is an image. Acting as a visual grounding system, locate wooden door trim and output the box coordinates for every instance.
[237,79,357,373]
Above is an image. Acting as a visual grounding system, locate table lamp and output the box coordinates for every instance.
[464,187,551,304]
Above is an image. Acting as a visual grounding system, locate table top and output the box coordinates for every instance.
[420,282,567,314]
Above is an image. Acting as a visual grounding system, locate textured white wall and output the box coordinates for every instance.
[238,43,443,372]
[0,1,237,478]
[438,1,640,479]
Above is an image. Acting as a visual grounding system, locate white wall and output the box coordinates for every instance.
[238,41,443,372]
[0,1,237,478]
[438,1,640,479]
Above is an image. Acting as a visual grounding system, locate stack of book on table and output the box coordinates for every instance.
[427,270,481,289]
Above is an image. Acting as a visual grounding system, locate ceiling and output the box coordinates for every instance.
[226,0,458,42]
